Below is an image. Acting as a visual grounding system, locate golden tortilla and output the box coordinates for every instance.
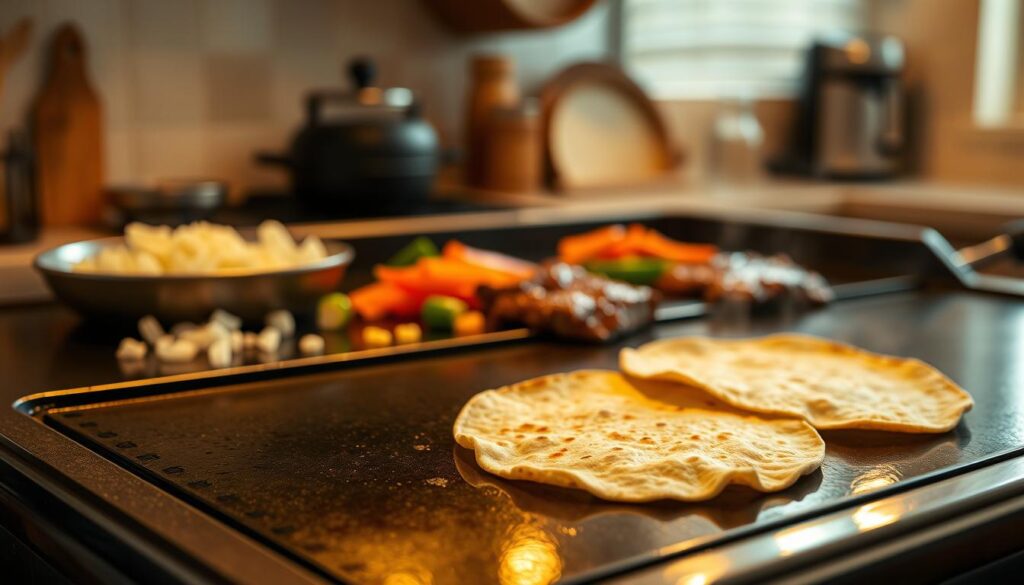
[453,370,824,503]
[621,334,973,433]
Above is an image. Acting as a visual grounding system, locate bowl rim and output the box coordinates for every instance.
[33,236,355,282]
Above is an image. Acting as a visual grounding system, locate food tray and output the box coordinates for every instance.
[21,209,931,392]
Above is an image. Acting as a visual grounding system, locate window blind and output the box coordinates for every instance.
[623,0,867,99]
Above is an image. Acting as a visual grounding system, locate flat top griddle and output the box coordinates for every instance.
[42,290,1024,585]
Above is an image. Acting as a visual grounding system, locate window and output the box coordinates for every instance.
[622,0,868,99]
[973,0,1024,127]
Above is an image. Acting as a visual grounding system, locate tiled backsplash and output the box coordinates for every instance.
[0,0,611,194]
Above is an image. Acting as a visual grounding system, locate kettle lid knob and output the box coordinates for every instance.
[348,57,376,90]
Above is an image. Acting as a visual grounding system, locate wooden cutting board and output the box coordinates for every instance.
[0,18,33,108]
[33,24,104,226]
[540,63,680,192]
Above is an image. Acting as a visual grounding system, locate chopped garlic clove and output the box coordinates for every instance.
[298,334,325,356]
[138,315,164,345]
[257,326,281,354]
[230,330,244,354]
[265,310,295,338]
[116,338,148,361]
[156,338,199,363]
[208,337,232,368]
[242,331,259,351]
[210,309,242,331]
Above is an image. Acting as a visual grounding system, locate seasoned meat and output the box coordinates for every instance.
[480,262,658,342]
[657,252,833,304]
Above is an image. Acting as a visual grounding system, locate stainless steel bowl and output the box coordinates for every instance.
[34,237,354,323]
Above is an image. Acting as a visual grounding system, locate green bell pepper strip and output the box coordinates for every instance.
[583,257,669,285]
[386,236,439,267]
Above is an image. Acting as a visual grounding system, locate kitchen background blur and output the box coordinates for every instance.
[0,0,1017,186]
[1,0,1023,299]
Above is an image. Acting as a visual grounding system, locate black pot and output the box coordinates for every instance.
[257,58,440,214]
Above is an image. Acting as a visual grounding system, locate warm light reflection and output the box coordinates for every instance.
[845,38,871,64]
[676,573,708,585]
[852,501,902,531]
[850,465,902,495]
[773,524,833,557]
[498,524,562,585]
[662,551,730,585]
[383,570,433,585]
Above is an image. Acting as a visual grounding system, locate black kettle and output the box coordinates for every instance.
[257,58,440,214]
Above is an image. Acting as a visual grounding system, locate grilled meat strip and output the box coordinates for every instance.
[480,262,658,342]
[657,252,833,304]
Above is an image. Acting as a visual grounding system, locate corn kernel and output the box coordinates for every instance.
[363,326,393,348]
[453,311,485,337]
[394,322,423,345]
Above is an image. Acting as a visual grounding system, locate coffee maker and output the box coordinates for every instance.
[774,33,906,179]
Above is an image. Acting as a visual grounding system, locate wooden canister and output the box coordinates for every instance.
[480,101,541,193]
[465,55,519,187]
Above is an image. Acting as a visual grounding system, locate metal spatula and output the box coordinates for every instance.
[954,220,1024,269]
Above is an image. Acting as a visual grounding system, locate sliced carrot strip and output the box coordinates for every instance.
[636,227,718,263]
[420,257,518,296]
[564,224,718,263]
[594,223,647,259]
[350,281,423,321]
[376,259,496,303]
[557,224,628,264]
[442,240,536,280]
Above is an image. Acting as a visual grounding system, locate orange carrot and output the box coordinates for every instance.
[350,281,423,321]
[422,257,521,289]
[636,227,718,263]
[442,240,536,280]
[376,258,507,304]
[558,224,628,264]
[594,223,647,259]
[559,223,718,264]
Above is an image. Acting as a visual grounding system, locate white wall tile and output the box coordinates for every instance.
[205,122,290,195]
[126,0,201,51]
[105,126,135,184]
[135,126,206,181]
[131,49,205,124]
[204,53,273,122]
[201,0,271,52]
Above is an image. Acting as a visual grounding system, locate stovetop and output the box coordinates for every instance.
[210,194,505,227]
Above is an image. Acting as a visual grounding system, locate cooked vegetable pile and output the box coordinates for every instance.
[558,224,718,285]
[350,239,536,323]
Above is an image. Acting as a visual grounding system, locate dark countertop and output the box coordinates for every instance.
[0,303,121,398]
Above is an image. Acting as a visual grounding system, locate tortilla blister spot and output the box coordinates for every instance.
[452,371,825,503]
[620,334,974,433]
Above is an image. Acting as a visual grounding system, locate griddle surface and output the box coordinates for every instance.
[48,291,1024,584]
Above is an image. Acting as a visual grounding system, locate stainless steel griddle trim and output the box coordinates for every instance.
[289,204,948,250]
[605,454,1024,585]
